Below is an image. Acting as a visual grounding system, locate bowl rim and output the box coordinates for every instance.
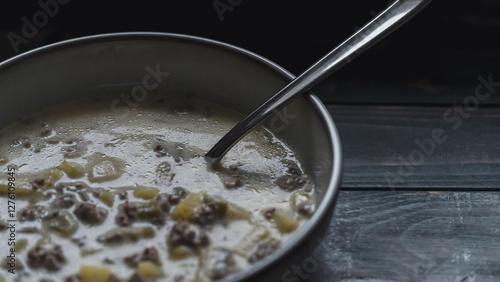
[0,32,343,281]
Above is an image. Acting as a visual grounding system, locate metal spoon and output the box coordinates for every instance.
[205,0,431,167]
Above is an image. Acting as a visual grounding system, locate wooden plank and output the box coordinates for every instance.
[314,79,500,106]
[307,191,500,281]
[327,105,500,189]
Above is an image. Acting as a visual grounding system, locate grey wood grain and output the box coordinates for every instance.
[328,105,500,190]
[308,191,500,282]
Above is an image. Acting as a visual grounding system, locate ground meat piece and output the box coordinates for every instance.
[172,187,188,199]
[70,236,86,247]
[156,161,171,175]
[74,183,87,190]
[223,178,243,189]
[123,253,140,267]
[116,213,132,227]
[123,202,139,219]
[150,213,167,226]
[20,209,37,221]
[263,208,276,219]
[248,240,281,263]
[73,203,108,224]
[124,247,161,267]
[32,178,45,190]
[19,205,47,221]
[167,194,180,205]
[64,274,81,282]
[33,178,45,186]
[184,226,208,247]
[168,221,209,249]
[115,201,138,226]
[129,272,156,282]
[108,274,124,282]
[155,193,172,212]
[62,145,83,158]
[128,273,141,282]
[119,191,128,200]
[297,200,314,217]
[192,202,222,226]
[142,247,161,265]
[153,145,168,157]
[0,221,7,231]
[27,245,65,271]
[174,275,185,282]
[168,222,187,246]
[276,174,306,191]
[281,159,302,175]
[41,128,53,137]
[116,201,166,226]
[52,194,76,209]
[212,249,234,280]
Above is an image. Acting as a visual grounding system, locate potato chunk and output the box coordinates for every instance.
[80,265,111,282]
[47,168,63,185]
[99,191,114,207]
[133,187,160,200]
[224,202,251,220]
[170,245,193,260]
[234,225,270,256]
[273,210,299,233]
[0,183,34,197]
[88,160,122,183]
[138,261,164,278]
[47,210,79,236]
[60,161,84,179]
[171,191,206,220]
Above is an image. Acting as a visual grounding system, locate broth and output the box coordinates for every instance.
[0,93,314,282]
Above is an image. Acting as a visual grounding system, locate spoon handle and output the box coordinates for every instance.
[205,0,431,167]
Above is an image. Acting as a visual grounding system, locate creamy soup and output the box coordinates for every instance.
[0,93,314,282]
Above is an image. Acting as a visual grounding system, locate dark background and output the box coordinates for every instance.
[1,0,499,104]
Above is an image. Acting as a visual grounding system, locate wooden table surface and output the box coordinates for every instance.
[298,85,500,281]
